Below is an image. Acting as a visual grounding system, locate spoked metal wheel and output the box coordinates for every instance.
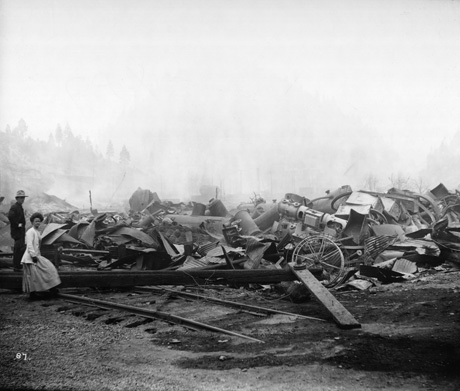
[291,235,345,288]
[440,195,460,215]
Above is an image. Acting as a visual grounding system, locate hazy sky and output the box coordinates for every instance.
[1,0,460,197]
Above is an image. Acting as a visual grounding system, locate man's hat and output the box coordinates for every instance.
[15,190,28,198]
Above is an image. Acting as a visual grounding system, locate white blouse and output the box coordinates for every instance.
[21,227,42,264]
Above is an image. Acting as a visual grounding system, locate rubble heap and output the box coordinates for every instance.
[1,184,459,294]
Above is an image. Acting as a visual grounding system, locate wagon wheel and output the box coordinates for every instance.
[291,235,345,288]
[413,194,441,223]
[368,208,387,225]
[440,194,460,211]
[441,202,460,218]
[330,191,353,212]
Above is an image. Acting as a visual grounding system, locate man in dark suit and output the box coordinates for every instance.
[8,190,28,272]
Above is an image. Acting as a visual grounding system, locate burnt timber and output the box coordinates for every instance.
[0,269,295,290]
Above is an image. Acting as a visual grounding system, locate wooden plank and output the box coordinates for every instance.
[221,246,235,269]
[289,263,361,329]
[0,269,296,291]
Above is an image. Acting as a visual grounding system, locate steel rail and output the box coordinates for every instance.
[57,293,264,343]
[135,286,326,322]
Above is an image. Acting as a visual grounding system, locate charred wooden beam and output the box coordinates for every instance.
[0,269,296,290]
[60,249,110,255]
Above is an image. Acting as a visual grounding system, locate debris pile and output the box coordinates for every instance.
[1,184,459,294]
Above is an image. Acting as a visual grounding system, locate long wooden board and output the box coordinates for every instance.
[289,263,361,329]
[0,269,296,291]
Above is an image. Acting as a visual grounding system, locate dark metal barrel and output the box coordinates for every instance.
[208,199,228,217]
[254,204,280,231]
[191,202,206,216]
[233,210,261,236]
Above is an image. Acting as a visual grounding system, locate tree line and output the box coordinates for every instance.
[0,119,131,201]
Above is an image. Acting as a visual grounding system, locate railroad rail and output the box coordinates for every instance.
[135,286,326,322]
[58,292,265,342]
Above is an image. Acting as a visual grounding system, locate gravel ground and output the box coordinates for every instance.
[1,269,460,390]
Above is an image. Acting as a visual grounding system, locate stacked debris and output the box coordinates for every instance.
[1,184,459,295]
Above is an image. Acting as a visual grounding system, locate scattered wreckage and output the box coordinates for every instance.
[1,184,460,329]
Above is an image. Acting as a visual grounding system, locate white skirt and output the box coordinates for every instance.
[22,256,61,293]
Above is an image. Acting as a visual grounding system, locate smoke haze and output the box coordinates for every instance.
[1,0,460,206]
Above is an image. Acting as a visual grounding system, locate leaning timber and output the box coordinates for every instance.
[289,263,361,330]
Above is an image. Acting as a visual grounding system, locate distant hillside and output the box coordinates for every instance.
[0,120,141,209]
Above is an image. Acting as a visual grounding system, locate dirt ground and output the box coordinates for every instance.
[1,268,460,391]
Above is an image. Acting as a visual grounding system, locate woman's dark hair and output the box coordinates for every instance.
[30,212,44,223]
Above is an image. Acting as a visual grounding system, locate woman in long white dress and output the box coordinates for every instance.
[21,212,61,299]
